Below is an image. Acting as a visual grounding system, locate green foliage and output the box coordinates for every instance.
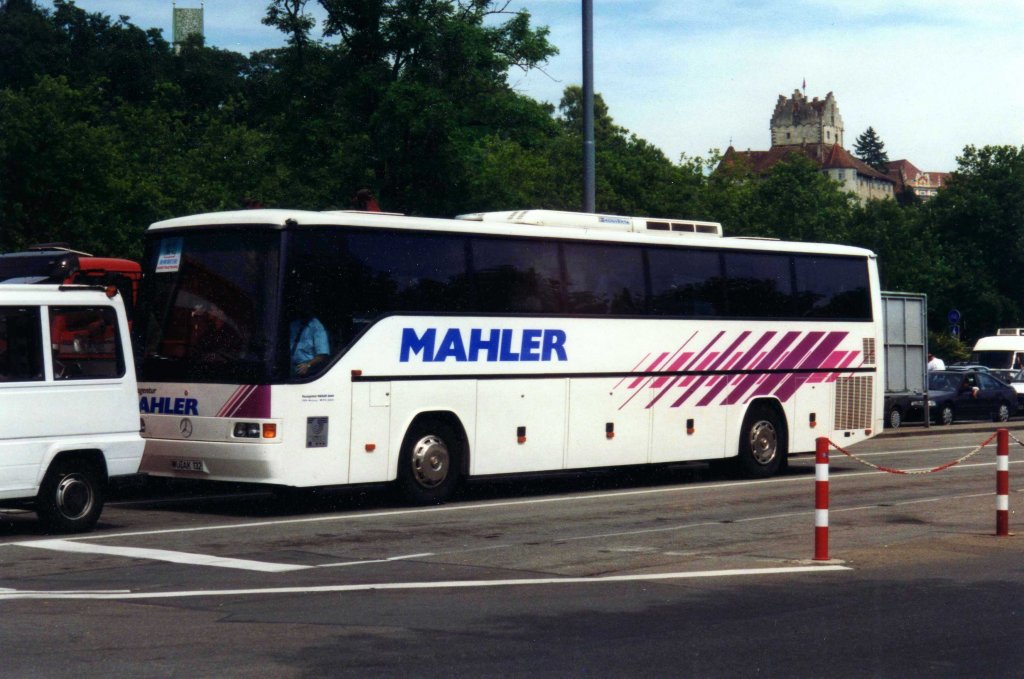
[922,144,1024,340]
[703,152,854,242]
[3,0,1024,349]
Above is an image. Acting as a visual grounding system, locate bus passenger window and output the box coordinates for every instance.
[648,247,724,317]
[562,242,645,315]
[722,252,795,318]
[471,237,562,314]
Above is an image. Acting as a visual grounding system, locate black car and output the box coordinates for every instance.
[907,369,1017,425]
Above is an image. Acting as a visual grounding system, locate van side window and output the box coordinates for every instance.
[0,306,44,382]
[49,306,125,380]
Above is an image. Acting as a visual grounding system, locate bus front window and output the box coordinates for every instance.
[138,231,281,383]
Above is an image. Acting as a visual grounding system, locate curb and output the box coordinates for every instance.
[878,420,1024,439]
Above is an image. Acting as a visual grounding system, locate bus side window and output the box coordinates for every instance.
[0,306,44,382]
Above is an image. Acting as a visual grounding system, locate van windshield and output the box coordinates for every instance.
[972,351,1015,370]
[136,230,281,383]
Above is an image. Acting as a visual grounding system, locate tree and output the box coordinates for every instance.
[854,126,890,171]
[707,152,855,242]
[303,0,558,214]
[921,144,1024,339]
[553,86,704,217]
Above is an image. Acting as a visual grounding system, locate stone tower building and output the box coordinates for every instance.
[770,90,844,147]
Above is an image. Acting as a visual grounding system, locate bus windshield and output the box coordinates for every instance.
[137,230,281,383]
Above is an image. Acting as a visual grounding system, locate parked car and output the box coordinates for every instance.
[1007,369,1024,412]
[908,369,1017,425]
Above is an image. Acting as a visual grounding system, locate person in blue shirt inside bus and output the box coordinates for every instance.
[290,298,330,377]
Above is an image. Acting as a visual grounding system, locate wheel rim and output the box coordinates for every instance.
[54,474,94,520]
[941,407,953,425]
[747,420,778,465]
[409,435,450,488]
[999,404,1010,422]
[890,409,902,428]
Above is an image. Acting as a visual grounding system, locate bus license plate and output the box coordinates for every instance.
[170,459,207,473]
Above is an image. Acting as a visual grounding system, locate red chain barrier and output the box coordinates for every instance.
[828,432,997,475]
[816,428,1011,559]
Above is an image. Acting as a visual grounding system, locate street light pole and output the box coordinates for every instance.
[582,0,595,212]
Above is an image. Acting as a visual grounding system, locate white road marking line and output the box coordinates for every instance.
[0,564,851,601]
[14,539,310,573]
[317,552,434,568]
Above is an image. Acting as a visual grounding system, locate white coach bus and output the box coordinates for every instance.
[135,208,884,503]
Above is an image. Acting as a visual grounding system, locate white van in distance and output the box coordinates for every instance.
[971,329,1024,381]
[0,284,144,532]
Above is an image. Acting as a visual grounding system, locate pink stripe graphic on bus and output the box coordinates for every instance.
[646,331,726,408]
[617,329,859,410]
[216,385,272,418]
[669,331,751,408]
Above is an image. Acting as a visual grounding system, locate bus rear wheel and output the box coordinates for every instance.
[737,405,786,478]
[397,420,462,505]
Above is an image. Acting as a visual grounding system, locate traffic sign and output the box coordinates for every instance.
[948,309,961,325]
[950,324,961,338]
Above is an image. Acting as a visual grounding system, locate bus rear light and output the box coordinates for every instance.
[365,443,376,452]
[262,423,277,438]
[233,422,261,438]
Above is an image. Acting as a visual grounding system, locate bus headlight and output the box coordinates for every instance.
[233,422,261,438]
[232,422,278,439]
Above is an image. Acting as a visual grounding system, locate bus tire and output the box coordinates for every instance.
[397,420,462,505]
[36,458,105,533]
[737,404,786,478]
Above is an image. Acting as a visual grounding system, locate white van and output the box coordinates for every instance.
[971,329,1024,381]
[0,284,143,532]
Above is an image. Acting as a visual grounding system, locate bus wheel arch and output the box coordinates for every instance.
[736,400,788,478]
[36,450,108,533]
[395,412,468,505]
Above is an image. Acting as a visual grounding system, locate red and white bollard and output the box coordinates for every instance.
[814,437,830,560]
[996,428,1010,537]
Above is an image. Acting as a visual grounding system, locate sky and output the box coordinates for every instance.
[64,1,1024,172]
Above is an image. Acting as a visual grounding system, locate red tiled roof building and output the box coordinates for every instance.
[720,89,896,202]
[883,159,949,201]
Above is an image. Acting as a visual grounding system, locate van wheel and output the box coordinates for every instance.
[737,405,786,478]
[397,420,462,505]
[36,459,105,533]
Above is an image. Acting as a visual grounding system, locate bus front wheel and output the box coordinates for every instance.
[397,420,462,505]
[737,405,787,478]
